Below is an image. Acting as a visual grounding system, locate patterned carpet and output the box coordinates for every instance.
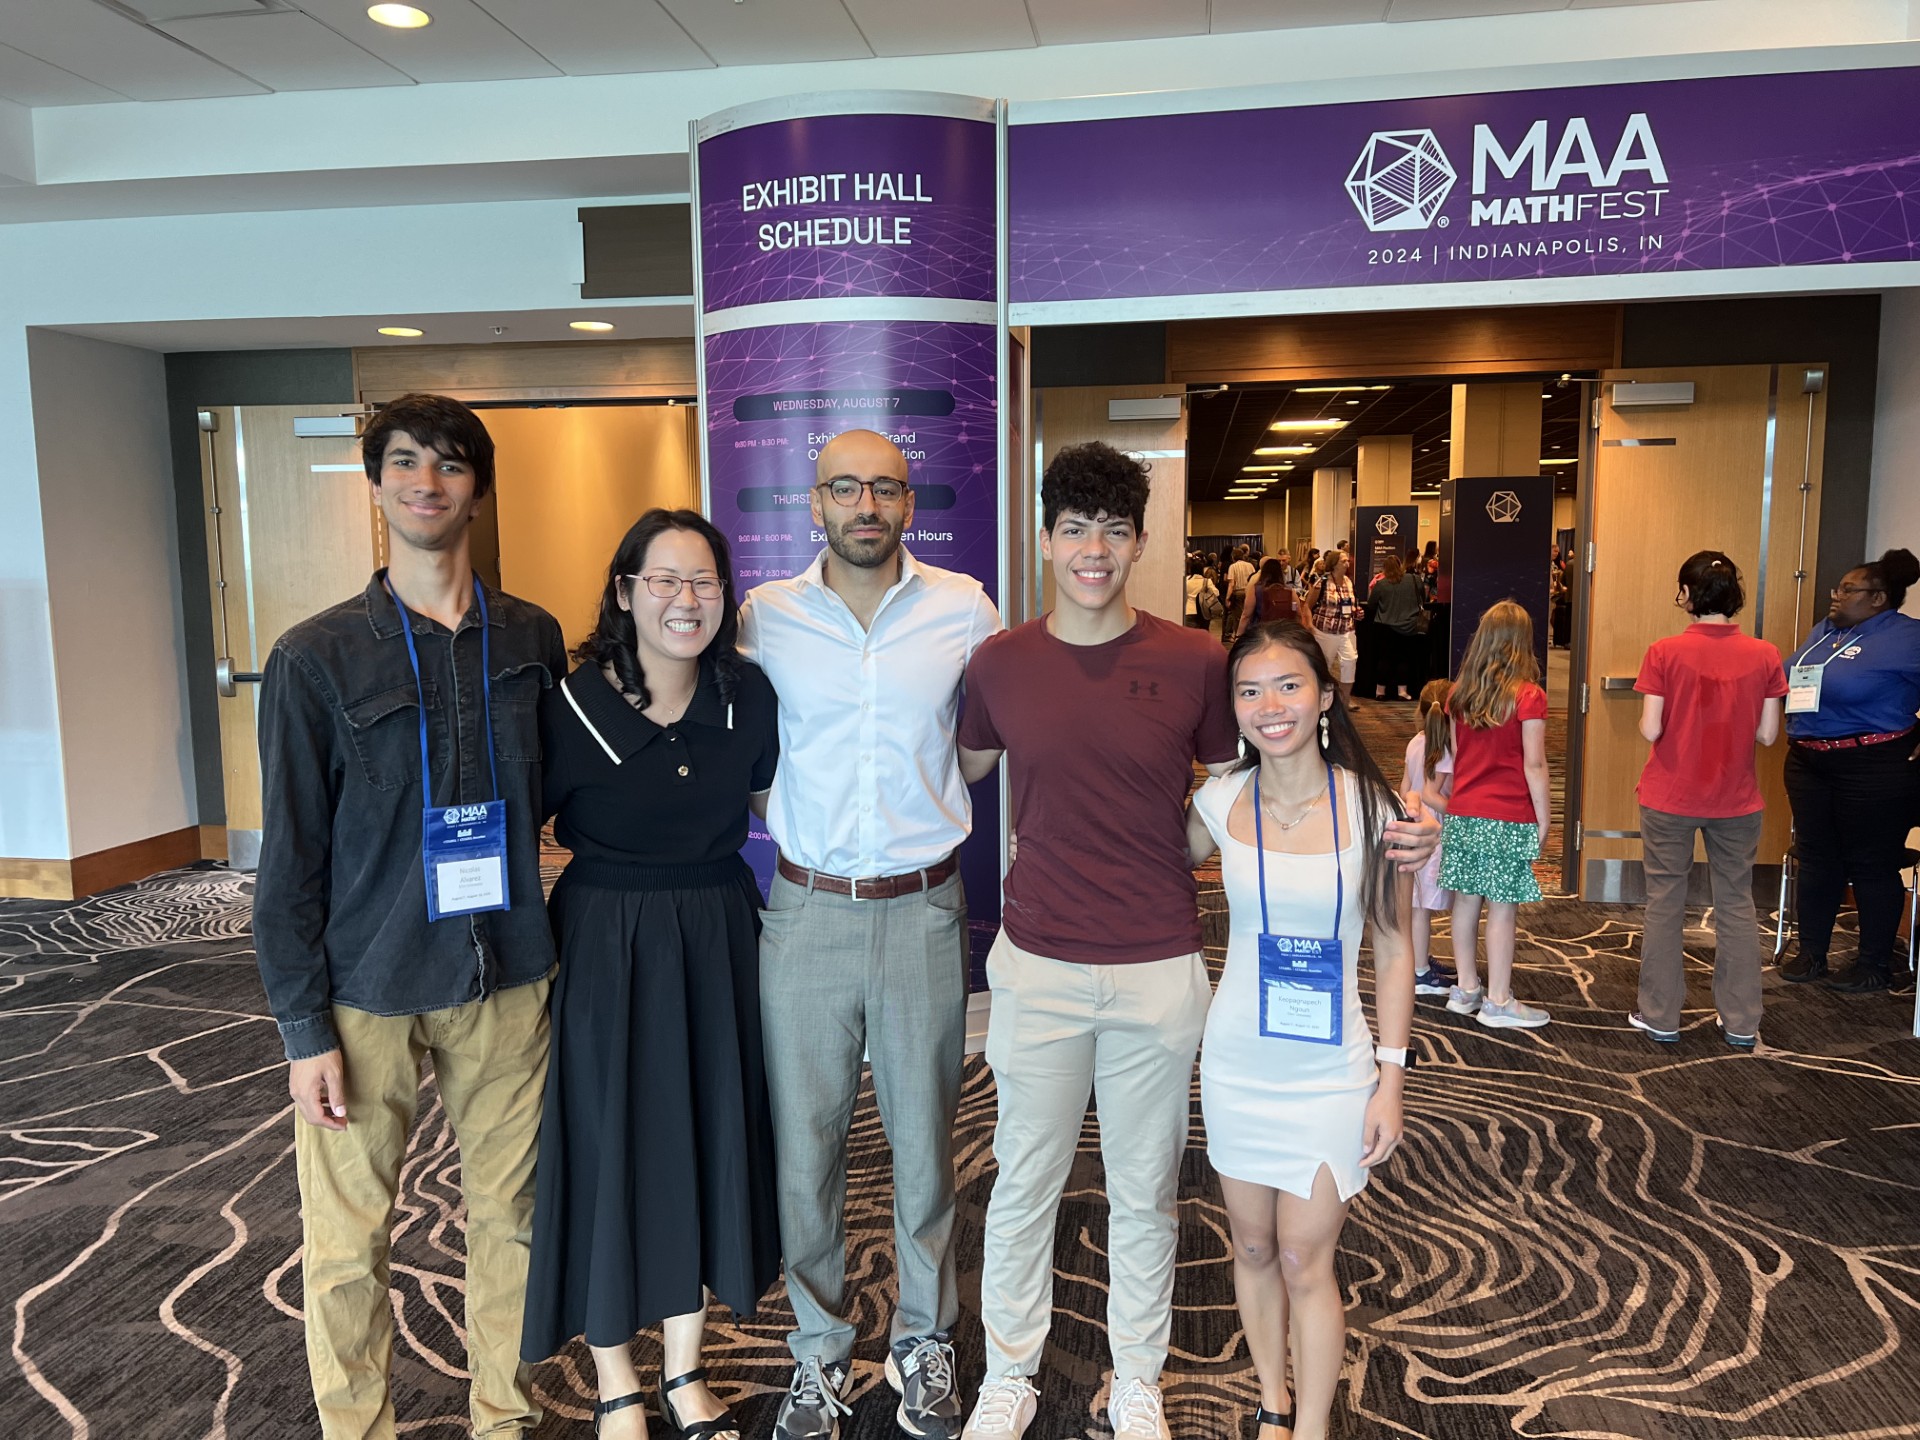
[4,864,1918,1438]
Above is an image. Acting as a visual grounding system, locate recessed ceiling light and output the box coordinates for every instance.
[368,4,431,28]
[570,320,616,333]
[1346,399,1360,405]
[1269,419,1348,432]
[1295,384,1391,394]
[377,326,423,337]
[1255,445,1317,456]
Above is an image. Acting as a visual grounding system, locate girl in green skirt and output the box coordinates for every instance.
[1438,601,1553,1028]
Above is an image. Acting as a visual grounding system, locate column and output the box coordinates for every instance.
[1311,466,1352,553]
[1355,435,1413,506]
[1450,382,1544,478]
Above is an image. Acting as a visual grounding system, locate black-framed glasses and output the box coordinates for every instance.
[818,478,908,507]
[1832,583,1882,597]
[628,573,725,600]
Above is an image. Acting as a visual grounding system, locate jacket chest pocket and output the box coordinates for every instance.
[344,682,437,792]
[491,661,551,763]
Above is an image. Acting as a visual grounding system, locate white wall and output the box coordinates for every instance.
[1869,287,1920,614]
[0,334,62,859]
[28,330,191,856]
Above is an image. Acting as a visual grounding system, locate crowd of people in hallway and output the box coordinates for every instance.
[249,393,1918,1440]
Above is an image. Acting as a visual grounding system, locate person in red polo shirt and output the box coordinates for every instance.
[1633,551,1788,1049]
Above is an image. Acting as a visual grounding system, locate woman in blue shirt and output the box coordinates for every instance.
[1780,547,1920,996]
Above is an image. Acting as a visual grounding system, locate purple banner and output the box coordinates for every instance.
[699,111,997,311]
[1010,66,1920,302]
[706,318,1002,963]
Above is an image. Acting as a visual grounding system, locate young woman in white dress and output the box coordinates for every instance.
[1187,619,1416,1440]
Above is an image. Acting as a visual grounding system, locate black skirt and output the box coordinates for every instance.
[521,856,781,1358]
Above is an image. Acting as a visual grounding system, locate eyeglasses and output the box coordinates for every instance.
[818,478,908,507]
[1832,583,1882,597]
[628,573,725,600]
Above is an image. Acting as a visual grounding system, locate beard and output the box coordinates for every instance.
[823,509,904,570]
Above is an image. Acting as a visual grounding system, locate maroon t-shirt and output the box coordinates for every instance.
[960,611,1238,964]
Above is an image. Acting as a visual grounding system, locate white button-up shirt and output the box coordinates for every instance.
[738,547,1001,878]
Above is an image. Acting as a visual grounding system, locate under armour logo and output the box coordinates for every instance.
[1129,680,1160,698]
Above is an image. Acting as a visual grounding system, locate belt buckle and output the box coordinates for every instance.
[849,874,877,902]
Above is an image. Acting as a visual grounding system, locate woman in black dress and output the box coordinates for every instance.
[522,509,781,1439]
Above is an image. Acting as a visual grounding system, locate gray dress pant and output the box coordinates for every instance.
[1638,806,1766,1036]
[758,868,969,1364]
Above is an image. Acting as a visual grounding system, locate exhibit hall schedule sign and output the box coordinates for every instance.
[693,94,1003,977]
[1008,64,1920,305]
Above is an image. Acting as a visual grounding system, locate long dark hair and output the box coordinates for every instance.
[576,508,743,712]
[1227,620,1406,928]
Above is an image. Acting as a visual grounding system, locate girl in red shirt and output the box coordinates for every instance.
[1438,602,1552,1028]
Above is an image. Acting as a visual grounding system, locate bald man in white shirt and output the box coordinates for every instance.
[739,429,1001,1440]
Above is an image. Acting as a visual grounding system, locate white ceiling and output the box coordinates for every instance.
[0,0,1702,107]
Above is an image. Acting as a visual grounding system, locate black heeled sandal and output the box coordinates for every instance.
[1253,1402,1295,1437]
[659,1367,742,1440]
[594,1391,648,1436]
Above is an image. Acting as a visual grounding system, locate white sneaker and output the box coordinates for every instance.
[961,1376,1039,1440]
[1109,1378,1171,1440]
[1445,984,1483,1015]
[1477,994,1551,1028]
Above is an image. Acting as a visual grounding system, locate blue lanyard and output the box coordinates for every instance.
[384,576,500,804]
[1254,763,1342,937]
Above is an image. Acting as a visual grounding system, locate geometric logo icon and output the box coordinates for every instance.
[1374,513,1400,536]
[1345,129,1456,232]
[1486,489,1523,523]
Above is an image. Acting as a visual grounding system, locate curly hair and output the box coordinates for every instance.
[1041,441,1149,532]
[575,509,743,714]
[1853,547,1920,611]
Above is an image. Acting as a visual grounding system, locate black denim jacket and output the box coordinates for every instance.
[253,572,566,1061]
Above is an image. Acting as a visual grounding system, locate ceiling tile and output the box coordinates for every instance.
[1210,0,1392,31]
[839,0,1035,57]
[472,0,714,75]
[654,0,873,65]
[118,0,273,20]
[1024,0,1207,46]
[290,0,560,83]
[0,41,126,106]
[1566,0,1693,7]
[0,0,266,100]
[1387,0,1570,19]
[161,12,411,92]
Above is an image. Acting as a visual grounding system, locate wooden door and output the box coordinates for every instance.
[1574,365,1827,899]
[200,405,376,866]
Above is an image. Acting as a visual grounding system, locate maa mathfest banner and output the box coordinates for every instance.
[692,96,1002,967]
[1008,64,1920,305]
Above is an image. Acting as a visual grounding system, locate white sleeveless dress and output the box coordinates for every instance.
[1195,768,1379,1201]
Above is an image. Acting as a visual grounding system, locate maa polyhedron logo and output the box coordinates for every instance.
[1345,130,1456,233]
[1374,513,1399,535]
[1486,490,1523,523]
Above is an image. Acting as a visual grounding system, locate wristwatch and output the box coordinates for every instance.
[1375,1045,1414,1070]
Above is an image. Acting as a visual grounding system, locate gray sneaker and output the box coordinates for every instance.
[886,1334,960,1439]
[1478,994,1551,1028]
[1445,984,1483,1015]
[773,1357,854,1440]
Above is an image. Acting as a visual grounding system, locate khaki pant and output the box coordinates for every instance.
[979,931,1212,1384]
[1638,807,1765,1036]
[295,978,551,1439]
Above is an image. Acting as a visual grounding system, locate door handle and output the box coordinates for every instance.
[1599,676,1637,693]
[217,657,264,697]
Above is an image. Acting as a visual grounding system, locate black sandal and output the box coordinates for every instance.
[594,1391,647,1436]
[1254,1403,1295,1436]
[659,1367,742,1440]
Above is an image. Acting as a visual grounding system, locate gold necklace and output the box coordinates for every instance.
[1262,791,1324,832]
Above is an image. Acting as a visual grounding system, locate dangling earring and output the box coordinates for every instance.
[1319,713,1331,751]
[1238,733,1248,760]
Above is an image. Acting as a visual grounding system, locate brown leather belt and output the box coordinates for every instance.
[1790,724,1916,752]
[776,853,958,901]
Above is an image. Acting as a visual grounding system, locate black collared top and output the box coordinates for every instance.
[253,571,567,1061]
[542,658,778,867]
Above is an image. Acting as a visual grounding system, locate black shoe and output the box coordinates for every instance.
[1780,949,1828,983]
[886,1334,960,1439]
[661,1368,742,1440]
[773,1357,854,1440]
[1821,963,1892,994]
[595,1392,648,1437]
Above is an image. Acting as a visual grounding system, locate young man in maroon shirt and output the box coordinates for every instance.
[954,444,1435,1440]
